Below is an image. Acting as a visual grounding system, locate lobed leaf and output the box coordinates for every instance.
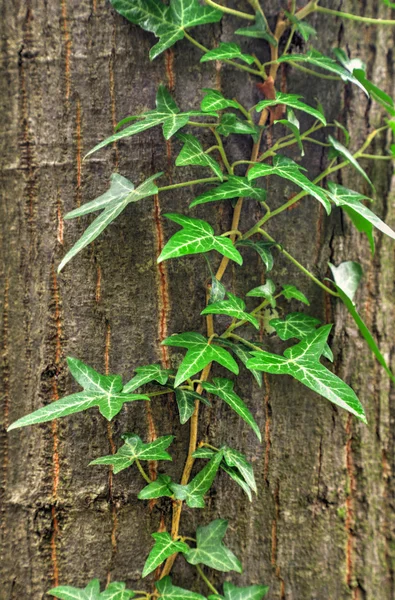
[202,292,259,329]
[190,176,266,208]
[171,451,223,507]
[201,42,255,65]
[186,519,242,573]
[142,532,189,577]
[270,312,333,361]
[156,576,207,600]
[123,364,172,393]
[138,474,174,500]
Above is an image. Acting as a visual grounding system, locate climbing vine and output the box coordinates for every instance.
[8,1,395,598]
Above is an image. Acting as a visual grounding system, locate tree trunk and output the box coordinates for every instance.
[1,1,394,599]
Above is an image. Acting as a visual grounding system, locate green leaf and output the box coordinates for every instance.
[223,446,256,493]
[101,583,135,600]
[270,312,333,362]
[256,92,326,125]
[190,176,266,208]
[247,326,367,423]
[156,576,207,600]
[175,388,209,424]
[328,182,395,242]
[221,581,268,600]
[111,0,222,60]
[218,338,262,387]
[275,109,304,156]
[235,11,277,46]
[171,450,223,507]
[282,284,309,305]
[200,88,239,112]
[284,11,316,41]
[192,447,254,500]
[235,240,274,272]
[48,580,103,600]
[158,214,243,266]
[58,173,161,272]
[328,136,373,188]
[247,279,276,308]
[90,433,174,474]
[201,378,261,440]
[353,69,395,116]
[217,113,260,140]
[8,358,148,431]
[329,262,395,384]
[186,519,242,573]
[142,532,189,577]
[138,474,174,500]
[163,333,239,387]
[209,276,227,304]
[201,292,259,329]
[176,133,223,179]
[248,155,331,214]
[201,42,255,65]
[123,364,172,393]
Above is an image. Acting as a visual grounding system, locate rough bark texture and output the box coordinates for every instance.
[1,1,395,599]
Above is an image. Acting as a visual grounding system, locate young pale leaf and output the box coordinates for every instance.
[247,326,367,423]
[58,173,162,272]
[190,176,266,208]
[48,579,102,600]
[171,451,223,507]
[328,136,373,188]
[248,156,331,214]
[201,42,255,65]
[282,284,309,305]
[218,338,262,387]
[270,313,333,362]
[8,358,148,431]
[111,0,222,60]
[176,133,223,179]
[217,114,260,140]
[186,519,242,573]
[163,332,239,387]
[236,240,274,272]
[175,388,209,425]
[209,276,227,304]
[329,262,395,383]
[202,292,259,329]
[247,279,276,307]
[201,378,261,440]
[200,88,239,112]
[156,576,207,600]
[142,532,189,578]
[123,364,172,393]
[235,12,277,46]
[158,214,242,266]
[101,583,136,600]
[221,581,268,600]
[256,92,326,125]
[138,474,174,500]
[328,182,395,242]
[90,434,174,474]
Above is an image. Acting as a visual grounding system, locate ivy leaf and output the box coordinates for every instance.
[142,532,189,578]
[171,450,223,507]
[200,88,239,112]
[217,114,260,140]
[186,519,242,573]
[201,42,255,65]
[328,136,373,188]
[221,581,268,600]
[176,133,223,179]
[175,388,210,424]
[328,182,395,242]
[163,332,239,387]
[8,358,148,431]
[282,284,309,305]
[111,0,222,60]
[235,240,274,272]
[156,576,207,600]
[270,313,333,362]
[192,447,254,500]
[218,338,262,387]
[101,583,135,600]
[201,378,261,440]
[190,176,267,208]
[353,69,395,116]
[248,155,331,214]
[256,92,326,125]
[284,11,316,41]
[58,173,162,272]
[247,279,276,308]
[123,364,172,393]
[158,214,243,266]
[201,292,259,329]
[247,326,367,423]
[275,109,304,156]
[223,446,256,493]
[90,433,174,474]
[138,474,174,500]
[235,12,277,46]
[220,463,252,501]
[209,276,227,304]
[48,580,102,600]
[329,262,395,383]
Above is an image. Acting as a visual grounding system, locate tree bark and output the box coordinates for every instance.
[1,1,394,599]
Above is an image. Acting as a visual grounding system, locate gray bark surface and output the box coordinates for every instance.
[0,1,394,599]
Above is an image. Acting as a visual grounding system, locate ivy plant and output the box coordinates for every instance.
[8,0,395,597]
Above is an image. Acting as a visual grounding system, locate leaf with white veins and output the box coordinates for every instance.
[142,532,189,577]
[186,519,242,573]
